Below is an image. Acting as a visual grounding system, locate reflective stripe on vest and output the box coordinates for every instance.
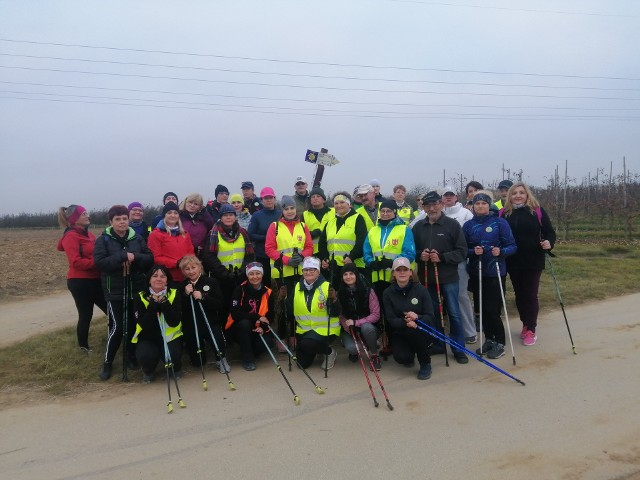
[132,289,183,343]
[293,282,340,336]
[270,221,307,279]
[397,205,414,225]
[368,224,406,282]
[217,232,246,268]
[303,208,335,254]
[325,214,364,268]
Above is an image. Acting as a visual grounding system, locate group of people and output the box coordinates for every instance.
[57,175,555,384]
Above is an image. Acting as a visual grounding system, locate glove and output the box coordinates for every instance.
[380,257,394,269]
[289,253,303,267]
[369,260,381,271]
[274,254,283,269]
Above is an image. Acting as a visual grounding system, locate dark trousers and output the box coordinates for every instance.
[227,318,270,363]
[509,269,542,333]
[182,310,226,366]
[295,331,334,369]
[468,275,506,344]
[67,278,107,349]
[104,298,136,364]
[136,338,183,375]
[391,329,431,366]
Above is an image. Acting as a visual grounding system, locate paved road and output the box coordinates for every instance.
[1,293,639,479]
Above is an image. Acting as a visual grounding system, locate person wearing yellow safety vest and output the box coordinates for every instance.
[392,184,416,225]
[203,203,255,321]
[303,187,334,255]
[285,257,341,370]
[132,265,183,384]
[228,262,276,371]
[363,199,416,357]
[355,184,380,231]
[494,179,513,210]
[318,191,369,287]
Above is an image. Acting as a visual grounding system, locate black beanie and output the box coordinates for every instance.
[215,184,229,197]
[380,199,397,213]
[163,191,178,204]
[341,263,358,276]
[309,186,327,201]
[162,201,179,216]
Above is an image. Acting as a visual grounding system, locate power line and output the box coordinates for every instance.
[1,38,637,81]
[1,53,637,92]
[3,80,638,112]
[4,94,638,121]
[387,0,640,19]
[2,65,639,101]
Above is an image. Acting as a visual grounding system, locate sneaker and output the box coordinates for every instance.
[348,353,358,363]
[370,355,382,371]
[453,351,469,364]
[476,339,495,356]
[322,348,338,370]
[465,335,478,345]
[523,330,537,346]
[142,373,155,384]
[79,346,92,354]
[520,326,528,339]
[98,362,112,381]
[487,343,505,359]
[417,363,432,380]
[242,361,256,371]
[217,357,231,374]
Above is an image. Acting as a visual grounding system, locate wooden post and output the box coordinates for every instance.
[312,147,328,188]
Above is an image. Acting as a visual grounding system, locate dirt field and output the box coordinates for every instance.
[0,228,103,303]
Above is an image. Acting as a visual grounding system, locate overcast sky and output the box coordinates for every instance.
[0,1,638,215]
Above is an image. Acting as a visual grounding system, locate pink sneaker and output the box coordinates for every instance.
[520,326,528,339]
[523,329,537,346]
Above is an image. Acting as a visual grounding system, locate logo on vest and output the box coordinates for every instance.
[318,301,325,310]
[485,227,493,233]
[203,285,210,292]
[411,298,418,305]
[391,239,398,246]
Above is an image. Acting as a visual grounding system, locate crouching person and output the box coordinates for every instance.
[383,258,436,380]
[286,257,341,370]
[132,265,183,384]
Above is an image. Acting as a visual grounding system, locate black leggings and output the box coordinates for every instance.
[67,278,107,349]
[136,338,183,375]
[227,318,270,363]
[468,275,506,344]
[295,331,334,369]
[104,299,136,364]
[392,329,431,366]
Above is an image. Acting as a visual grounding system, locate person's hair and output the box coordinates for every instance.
[465,181,484,195]
[337,270,370,316]
[57,205,79,228]
[179,193,204,211]
[146,264,173,285]
[393,184,406,193]
[390,268,418,284]
[178,255,202,272]
[108,205,129,221]
[502,182,540,217]
[165,215,186,236]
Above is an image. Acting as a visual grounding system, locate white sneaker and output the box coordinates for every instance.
[217,357,231,374]
[322,348,338,370]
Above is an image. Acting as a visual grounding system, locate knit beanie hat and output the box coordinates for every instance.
[229,193,244,204]
[281,195,296,209]
[215,184,229,197]
[472,193,492,204]
[380,199,397,213]
[219,203,236,216]
[341,263,358,276]
[67,205,87,225]
[128,202,143,211]
[162,201,179,216]
[309,187,326,201]
[163,192,178,204]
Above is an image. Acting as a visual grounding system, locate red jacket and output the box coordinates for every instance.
[265,217,313,265]
[147,228,194,282]
[57,226,100,279]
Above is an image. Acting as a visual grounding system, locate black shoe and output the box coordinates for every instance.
[142,373,155,384]
[454,352,469,364]
[348,354,358,363]
[476,339,496,356]
[242,361,257,371]
[99,362,112,381]
[417,363,432,380]
[370,355,382,371]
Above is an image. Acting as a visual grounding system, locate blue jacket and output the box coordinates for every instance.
[247,207,282,258]
[462,212,516,278]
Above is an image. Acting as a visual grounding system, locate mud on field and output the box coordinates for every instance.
[0,228,102,304]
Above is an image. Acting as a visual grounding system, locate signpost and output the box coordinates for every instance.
[304,147,340,188]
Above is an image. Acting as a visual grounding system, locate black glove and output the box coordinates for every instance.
[369,260,380,271]
[274,254,283,269]
[380,257,394,269]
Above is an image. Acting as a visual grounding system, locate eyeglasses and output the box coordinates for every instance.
[130,208,143,213]
[80,211,90,217]
[302,268,317,273]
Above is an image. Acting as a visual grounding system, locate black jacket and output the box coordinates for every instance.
[382,281,435,331]
[504,206,556,271]
[412,213,467,285]
[93,227,154,300]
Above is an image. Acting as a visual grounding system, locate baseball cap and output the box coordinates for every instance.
[260,186,276,198]
[443,185,456,195]
[422,191,442,204]
[302,257,320,270]
[356,184,373,195]
[241,181,254,189]
[295,176,307,185]
[498,180,514,190]
[392,257,411,271]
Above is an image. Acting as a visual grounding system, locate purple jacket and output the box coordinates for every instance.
[180,209,214,256]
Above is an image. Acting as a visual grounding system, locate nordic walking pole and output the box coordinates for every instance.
[122,262,130,382]
[478,255,484,355]
[415,319,525,386]
[259,333,301,405]
[189,295,208,391]
[268,326,325,394]
[325,255,336,378]
[433,262,450,367]
[355,331,393,410]
[157,313,186,412]
[495,262,517,365]
[546,253,577,354]
[197,302,236,390]
[349,326,379,408]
